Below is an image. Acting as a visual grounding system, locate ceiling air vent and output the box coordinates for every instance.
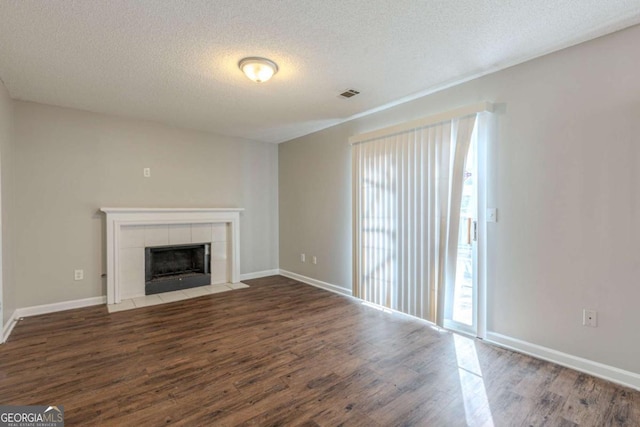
[339,89,360,99]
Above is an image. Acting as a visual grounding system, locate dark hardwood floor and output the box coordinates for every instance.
[0,275,638,426]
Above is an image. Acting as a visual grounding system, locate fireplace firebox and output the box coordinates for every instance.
[145,243,211,295]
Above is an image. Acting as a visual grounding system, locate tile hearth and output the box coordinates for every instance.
[107,282,250,313]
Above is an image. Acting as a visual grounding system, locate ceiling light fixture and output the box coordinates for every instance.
[238,57,279,83]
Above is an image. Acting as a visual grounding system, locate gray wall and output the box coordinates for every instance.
[279,25,640,373]
[0,81,15,325]
[279,124,352,287]
[13,101,278,308]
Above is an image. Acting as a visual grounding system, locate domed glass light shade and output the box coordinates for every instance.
[238,57,279,83]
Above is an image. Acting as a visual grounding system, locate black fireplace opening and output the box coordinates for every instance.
[145,243,211,295]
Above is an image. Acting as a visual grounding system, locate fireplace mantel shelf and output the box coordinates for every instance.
[101,207,243,304]
[100,207,245,213]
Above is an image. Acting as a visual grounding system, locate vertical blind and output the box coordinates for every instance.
[352,113,477,325]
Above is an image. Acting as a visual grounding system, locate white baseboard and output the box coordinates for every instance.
[15,296,107,318]
[240,269,280,281]
[279,269,352,297]
[2,309,18,343]
[2,296,107,343]
[485,332,640,391]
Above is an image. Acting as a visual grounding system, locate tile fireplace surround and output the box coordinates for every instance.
[101,208,243,305]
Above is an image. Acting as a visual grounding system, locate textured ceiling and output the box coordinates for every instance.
[0,1,639,143]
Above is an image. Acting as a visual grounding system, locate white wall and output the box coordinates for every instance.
[279,25,640,374]
[0,80,14,326]
[13,101,278,308]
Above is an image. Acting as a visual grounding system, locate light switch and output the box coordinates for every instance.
[487,208,497,223]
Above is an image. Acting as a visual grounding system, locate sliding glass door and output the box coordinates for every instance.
[444,126,479,335]
[352,106,491,335]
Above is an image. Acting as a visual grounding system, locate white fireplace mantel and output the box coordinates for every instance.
[101,207,244,304]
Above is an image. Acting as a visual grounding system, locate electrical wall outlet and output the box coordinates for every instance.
[300,253,306,263]
[312,256,317,265]
[583,309,597,327]
[143,168,151,177]
[74,269,84,281]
